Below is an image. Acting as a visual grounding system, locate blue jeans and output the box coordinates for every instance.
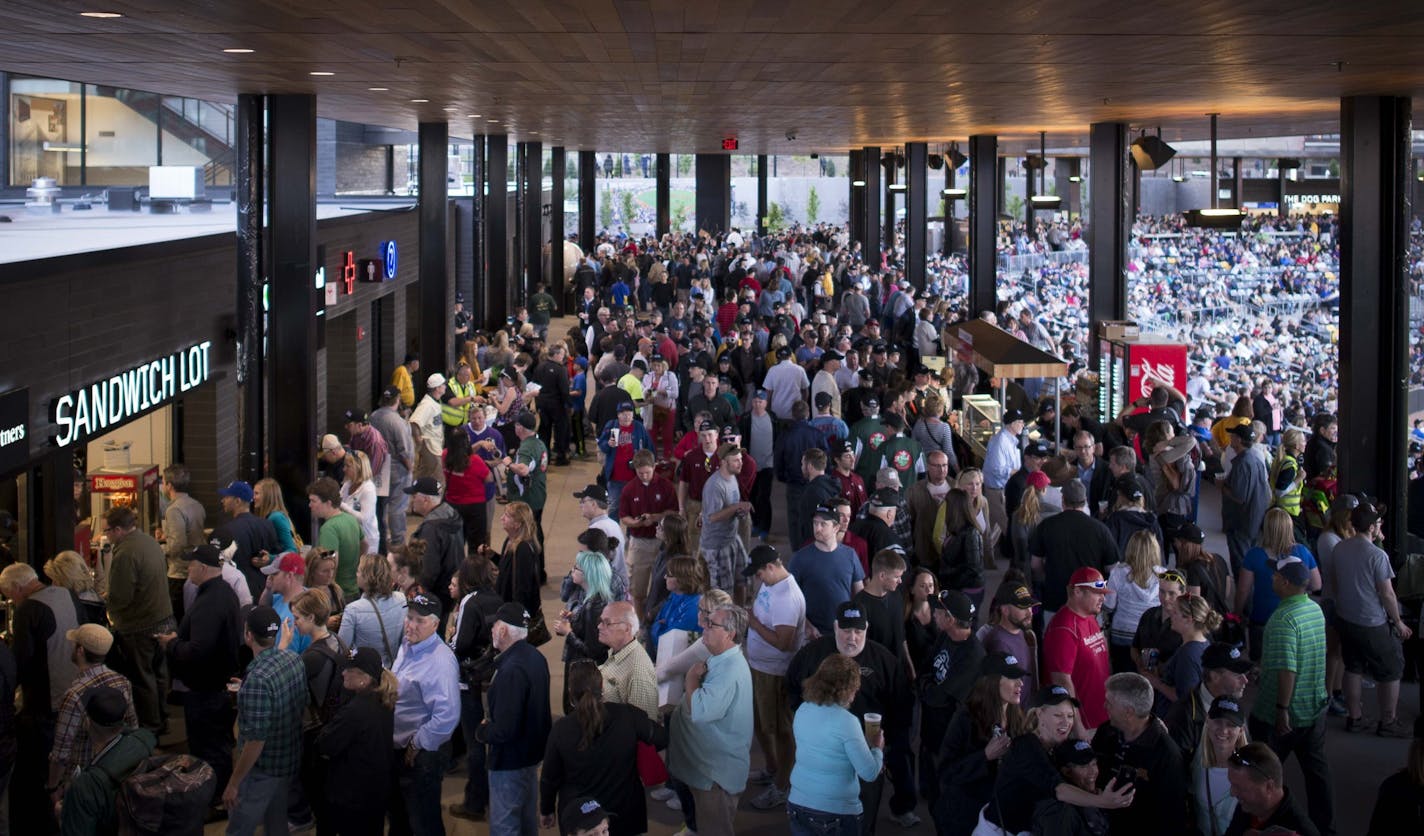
[607,480,626,521]
[226,771,290,836]
[489,766,539,836]
[386,466,411,545]
[389,745,450,836]
[788,801,862,836]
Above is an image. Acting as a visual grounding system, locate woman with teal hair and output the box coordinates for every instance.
[553,550,613,711]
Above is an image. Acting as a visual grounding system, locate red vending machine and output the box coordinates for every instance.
[1097,322,1189,421]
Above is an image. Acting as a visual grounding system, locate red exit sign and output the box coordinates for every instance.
[721,137,738,151]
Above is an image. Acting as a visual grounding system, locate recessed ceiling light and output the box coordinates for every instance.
[467,114,481,118]
[487,119,499,122]
[368,87,389,91]
[442,107,457,112]
[410,98,429,103]
[309,71,334,76]
[79,11,123,18]
[223,48,254,54]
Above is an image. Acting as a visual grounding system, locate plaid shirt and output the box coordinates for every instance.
[236,646,308,778]
[599,638,659,721]
[50,665,137,775]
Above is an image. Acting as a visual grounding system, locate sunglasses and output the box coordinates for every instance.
[1228,750,1273,782]
[1160,570,1187,586]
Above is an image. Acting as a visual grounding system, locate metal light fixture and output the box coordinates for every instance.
[948,147,968,169]
[1130,132,1177,170]
[941,187,967,199]
[1028,131,1058,209]
[852,179,867,187]
[888,183,907,192]
[1185,113,1243,229]
[928,154,944,170]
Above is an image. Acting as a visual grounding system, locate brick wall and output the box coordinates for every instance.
[335,144,391,195]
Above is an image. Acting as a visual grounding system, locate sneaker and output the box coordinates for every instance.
[1378,717,1412,738]
[449,804,486,821]
[1345,715,1375,733]
[1327,695,1347,716]
[747,768,774,785]
[650,787,676,802]
[288,820,315,834]
[889,811,922,828]
[665,796,682,811]
[749,786,787,810]
[672,828,697,836]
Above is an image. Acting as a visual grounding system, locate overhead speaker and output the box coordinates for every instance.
[948,148,968,169]
[1130,135,1177,170]
[928,154,944,170]
[1024,155,1047,170]
[1276,157,1301,170]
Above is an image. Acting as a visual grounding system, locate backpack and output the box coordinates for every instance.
[110,754,215,836]
[1300,471,1338,531]
[306,635,351,724]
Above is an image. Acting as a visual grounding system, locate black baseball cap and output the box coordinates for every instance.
[340,646,384,680]
[1228,424,1257,445]
[835,601,869,630]
[1024,439,1052,458]
[1053,739,1097,767]
[407,592,443,619]
[404,477,443,497]
[930,589,976,624]
[188,543,223,568]
[573,484,609,502]
[980,651,1029,679]
[495,602,530,628]
[246,605,281,640]
[697,419,717,432]
[1176,522,1206,544]
[742,544,781,577]
[993,582,1040,609]
[342,408,368,423]
[1003,408,1026,424]
[380,385,401,402]
[1208,695,1247,726]
[812,505,841,522]
[561,797,613,834]
[83,685,130,727]
[1036,683,1082,708]
[517,411,539,430]
[1201,642,1252,673]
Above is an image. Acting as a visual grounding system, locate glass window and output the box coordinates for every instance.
[9,78,83,185]
[82,85,160,186]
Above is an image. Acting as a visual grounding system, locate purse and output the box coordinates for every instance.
[527,604,552,647]
[636,741,669,786]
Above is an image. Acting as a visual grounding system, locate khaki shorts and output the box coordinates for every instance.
[626,536,660,603]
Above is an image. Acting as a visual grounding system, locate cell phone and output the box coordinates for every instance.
[1113,764,1136,788]
[991,725,1004,738]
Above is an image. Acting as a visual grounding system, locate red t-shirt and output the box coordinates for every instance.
[680,446,720,502]
[611,430,637,482]
[1043,607,1111,730]
[443,453,492,506]
[619,476,679,538]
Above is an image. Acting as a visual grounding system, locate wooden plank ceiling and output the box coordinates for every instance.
[3,0,1424,152]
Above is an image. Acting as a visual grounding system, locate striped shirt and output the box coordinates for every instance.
[1253,593,1328,728]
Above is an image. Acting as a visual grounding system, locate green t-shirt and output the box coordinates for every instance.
[850,417,890,482]
[318,512,362,598]
[510,436,549,510]
[530,292,556,325]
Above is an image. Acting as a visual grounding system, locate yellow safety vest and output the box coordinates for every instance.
[441,378,474,426]
[1270,451,1303,516]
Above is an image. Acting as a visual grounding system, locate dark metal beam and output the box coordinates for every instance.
[266,94,318,536]
[694,154,731,236]
[1339,95,1411,557]
[848,150,864,249]
[486,136,509,327]
[234,93,264,484]
[655,152,670,237]
[550,145,566,311]
[757,154,769,236]
[968,135,997,316]
[470,135,485,324]
[1088,122,1131,359]
[418,121,449,370]
[905,142,927,288]
[862,146,880,261]
[521,140,543,292]
[578,150,596,249]
[883,153,897,251]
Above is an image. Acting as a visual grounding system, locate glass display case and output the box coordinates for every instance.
[961,394,1003,459]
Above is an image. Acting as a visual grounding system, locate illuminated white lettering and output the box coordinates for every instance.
[88,383,106,432]
[161,356,176,399]
[123,368,142,416]
[54,395,75,447]
[107,377,124,425]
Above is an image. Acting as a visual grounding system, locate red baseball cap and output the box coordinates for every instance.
[1068,567,1108,592]
[261,551,306,576]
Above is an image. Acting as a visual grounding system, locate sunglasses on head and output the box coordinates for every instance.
[1160,570,1187,586]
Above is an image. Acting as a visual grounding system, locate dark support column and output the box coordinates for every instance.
[419,121,450,371]
[905,142,928,288]
[1232,157,1244,210]
[655,152,671,237]
[0,72,9,187]
[578,150,596,249]
[862,147,880,260]
[550,146,566,311]
[486,136,509,327]
[968,135,997,316]
[266,94,318,535]
[384,146,396,195]
[39,449,76,562]
[235,93,264,484]
[944,152,956,256]
[883,154,897,251]
[694,154,731,235]
[996,156,1007,218]
[471,135,485,324]
[1088,122,1131,374]
[757,154,769,236]
[1278,165,1289,218]
[1339,95,1411,553]
[512,143,526,288]
[848,150,865,248]
[521,140,543,291]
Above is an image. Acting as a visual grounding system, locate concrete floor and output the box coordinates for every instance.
[191,317,1414,835]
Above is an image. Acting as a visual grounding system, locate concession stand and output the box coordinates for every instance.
[945,319,1069,461]
[1095,321,1190,421]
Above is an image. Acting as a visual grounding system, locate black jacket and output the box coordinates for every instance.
[482,639,552,770]
[533,359,571,408]
[1224,787,1320,836]
[166,576,242,692]
[413,502,465,615]
[316,690,394,812]
[1090,718,1188,836]
[786,636,912,730]
[934,707,998,835]
[539,702,667,836]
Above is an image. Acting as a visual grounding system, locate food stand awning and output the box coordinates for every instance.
[945,319,1069,379]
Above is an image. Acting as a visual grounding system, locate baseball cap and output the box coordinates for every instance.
[823,350,844,362]
[380,385,401,402]
[1202,642,1253,674]
[930,589,976,624]
[573,484,609,502]
[1274,557,1311,588]
[980,650,1029,679]
[575,356,588,368]
[835,601,869,630]
[1036,683,1082,708]
[261,551,306,576]
[82,685,129,727]
[993,582,1040,609]
[188,543,223,568]
[246,605,281,640]
[870,487,900,509]
[753,389,769,401]
[495,602,530,628]
[1228,424,1257,444]
[1114,473,1145,502]
[863,397,880,411]
[1208,695,1247,726]
[561,797,613,834]
[697,419,717,432]
[1350,499,1384,531]
[617,400,637,414]
[218,480,255,503]
[1024,439,1052,458]
[720,425,739,441]
[342,408,367,423]
[67,623,115,656]
[1003,408,1026,424]
[1061,479,1087,506]
[340,646,384,680]
[1053,739,1098,767]
[407,592,443,619]
[426,373,447,389]
[812,505,841,522]
[814,391,833,409]
[742,544,781,577]
[1176,522,1206,544]
[1026,470,1051,491]
[1068,567,1108,592]
[403,477,443,497]
[516,411,539,431]
[319,433,344,453]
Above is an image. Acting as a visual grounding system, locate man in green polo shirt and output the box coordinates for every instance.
[1249,557,1332,836]
[307,477,362,599]
[529,282,556,337]
[504,410,549,581]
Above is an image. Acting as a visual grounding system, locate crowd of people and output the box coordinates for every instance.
[2,218,1422,836]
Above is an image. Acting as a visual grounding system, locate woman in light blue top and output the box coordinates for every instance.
[255,477,300,553]
[788,654,884,835]
[337,553,407,667]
